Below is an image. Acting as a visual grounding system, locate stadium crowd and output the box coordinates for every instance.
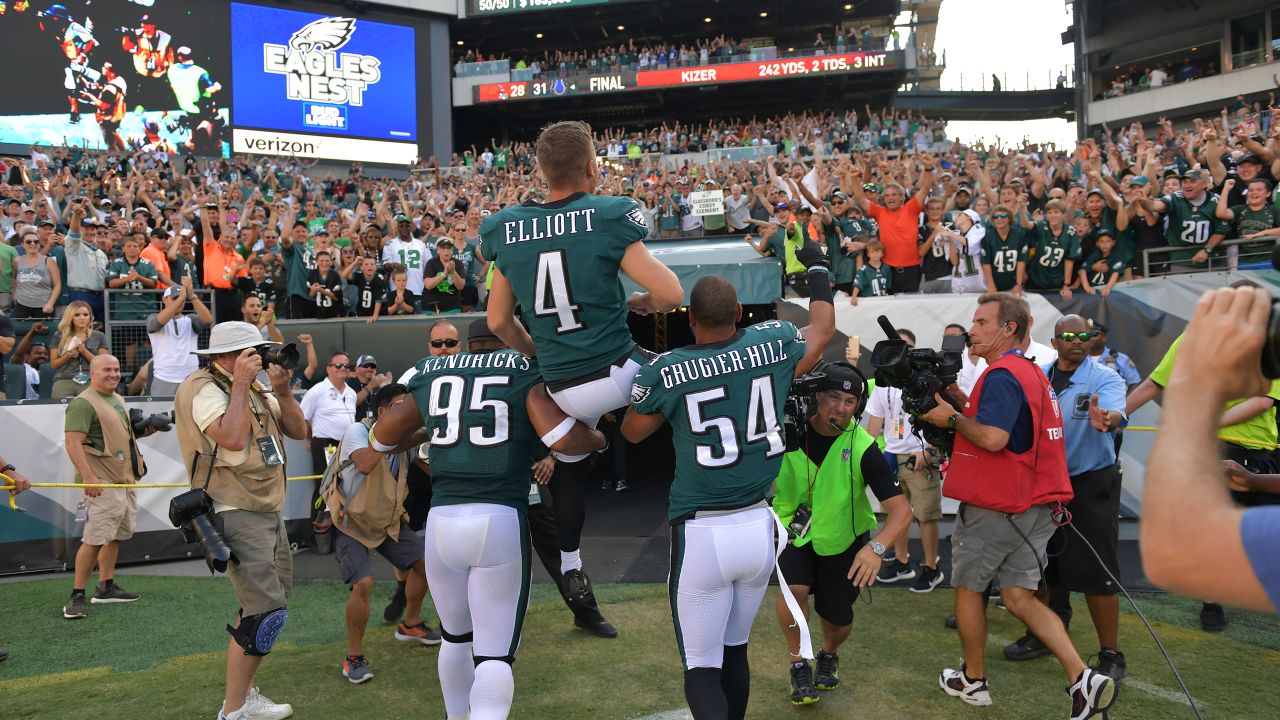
[0,95,1278,399]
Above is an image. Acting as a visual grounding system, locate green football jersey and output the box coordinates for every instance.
[1229,203,1280,258]
[1082,251,1127,287]
[981,224,1027,291]
[631,320,805,521]
[405,350,543,510]
[824,215,859,284]
[480,192,649,382]
[1160,192,1232,268]
[855,263,892,297]
[1022,221,1081,289]
[106,257,158,320]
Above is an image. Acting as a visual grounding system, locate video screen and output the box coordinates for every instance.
[230,2,417,143]
[0,0,232,155]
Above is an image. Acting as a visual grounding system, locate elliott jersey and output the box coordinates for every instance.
[480,192,649,382]
[631,320,805,521]
[404,351,543,510]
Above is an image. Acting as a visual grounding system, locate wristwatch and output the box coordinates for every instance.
[869,541,886,556]
[947,413,959,430]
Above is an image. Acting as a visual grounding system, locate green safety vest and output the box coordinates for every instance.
[772,423,879,556]
[781,221,806,274]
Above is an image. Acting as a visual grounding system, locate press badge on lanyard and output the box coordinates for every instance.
[256,436,285,466]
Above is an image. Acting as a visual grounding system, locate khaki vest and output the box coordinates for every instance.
[174,368,287,513]
[76,389,144,483]
[324,420,409,549]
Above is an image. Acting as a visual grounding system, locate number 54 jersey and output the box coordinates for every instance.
[480,193,650,382]
[630,321,806,522]
[404,351,543,510]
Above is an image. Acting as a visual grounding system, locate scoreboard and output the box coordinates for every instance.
[475,50,903,104]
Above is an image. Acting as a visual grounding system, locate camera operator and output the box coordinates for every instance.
[323,383,439,685]
[867,328,946,593]
[1142,285,1280,615]
[772,362,912,705]
[1003,315,1129,680]
[174,322,307,720]
[62,354,156,620]
[918,293,1117,718]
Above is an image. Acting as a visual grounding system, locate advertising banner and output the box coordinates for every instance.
[230,2,418,160]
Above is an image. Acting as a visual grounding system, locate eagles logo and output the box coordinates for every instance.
[289,17,357,53]
[630,383,652,405]
[625,207,647,229]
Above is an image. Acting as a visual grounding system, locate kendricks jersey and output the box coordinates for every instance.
[404,350,543,510]
[480,192,649,382]
[631,320,805,521]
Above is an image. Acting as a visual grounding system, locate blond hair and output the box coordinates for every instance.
[57,300,94,351]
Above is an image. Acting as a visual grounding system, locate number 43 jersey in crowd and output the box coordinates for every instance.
[404,350,543,510]
[480,192,649,382]
[631,320,805,522]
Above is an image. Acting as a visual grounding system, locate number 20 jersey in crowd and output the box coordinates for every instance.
[404,350,543,509]
[631,320,806,522]
[480,192,650,382]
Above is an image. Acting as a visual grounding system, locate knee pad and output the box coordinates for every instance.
[473,654,515,667]
[228,607,288,656]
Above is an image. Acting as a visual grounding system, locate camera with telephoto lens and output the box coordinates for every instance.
[782,371,831,452]
[869,315,967,456]
[168,488,238,574]
[129,408,174,435]
[254,343,299,370]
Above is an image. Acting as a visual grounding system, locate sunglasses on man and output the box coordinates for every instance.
[1056,331,1094,343]
[430,339,460,349]
[330,362,355,370]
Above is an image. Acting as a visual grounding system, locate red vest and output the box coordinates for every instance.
[945,352,1072,513]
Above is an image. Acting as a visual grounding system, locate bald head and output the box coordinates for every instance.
[1054,314,1087,335]
[689,275,740,329]
[89,354,121,393]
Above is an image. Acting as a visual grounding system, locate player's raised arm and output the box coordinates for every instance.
[794,240,836,378]
[620,241,684,315]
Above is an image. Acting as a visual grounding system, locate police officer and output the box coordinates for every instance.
[772,362,912,705]
[174,322,308,720]
[1087,322,1140,389]
[62,354,152,619]
[1003,315,1129,680]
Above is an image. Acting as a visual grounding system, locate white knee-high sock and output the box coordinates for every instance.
[439,640,476,719]
[470,660,515,720]
[559,549,582,574]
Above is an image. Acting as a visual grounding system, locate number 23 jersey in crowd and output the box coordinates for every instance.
[404,350,543,510]
[480,192,650,382]
[631,321,805,522]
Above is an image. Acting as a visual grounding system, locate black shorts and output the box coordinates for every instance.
[834,282,853,294]
[890,265,921,293]
[1224,443,1280,507]
[1048,465,1121,595]
[778,533,867,627]
[334,524,422,585]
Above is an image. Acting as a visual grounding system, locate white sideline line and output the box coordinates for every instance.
[989,634,1204,707]
[634,710,693,720]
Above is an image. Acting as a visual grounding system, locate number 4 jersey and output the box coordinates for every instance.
[404,350,543,510]
[480,192,650,382]
[631,320,805,522]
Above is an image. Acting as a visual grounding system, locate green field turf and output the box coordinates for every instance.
[2,574,1278,719]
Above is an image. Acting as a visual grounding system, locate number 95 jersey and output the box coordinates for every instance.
[404,351,543,510]
[480,193,650,382]
[631,321,806,522]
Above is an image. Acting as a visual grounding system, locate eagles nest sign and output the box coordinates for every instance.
[262,17,382,107]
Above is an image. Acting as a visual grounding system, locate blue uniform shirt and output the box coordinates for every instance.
[1091,346,1141,387]
[1041,358,1127,476]
[1243,507,1280,610]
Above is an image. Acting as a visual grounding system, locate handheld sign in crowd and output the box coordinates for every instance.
[688,190,725,217]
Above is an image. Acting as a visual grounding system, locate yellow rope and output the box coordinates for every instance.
[0,474,324,510]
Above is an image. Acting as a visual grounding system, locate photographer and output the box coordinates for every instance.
[173,322,307,720]
[324,383,439,685]
[1143,285,1280,614]
[918,293,1117,718]
[61,355,153,620]
[771,362,911,705]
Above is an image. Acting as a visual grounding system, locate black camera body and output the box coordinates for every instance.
[129,408,174,435]
[169,488,237,574]
[782,371,829,452]
[869,315,966,455]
